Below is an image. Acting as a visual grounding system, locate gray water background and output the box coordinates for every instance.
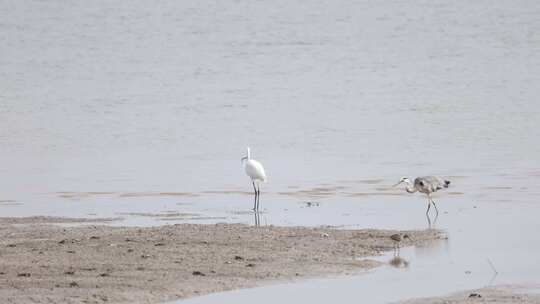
[1,1,540,302]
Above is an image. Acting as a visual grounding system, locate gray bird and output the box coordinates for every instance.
[390,233,403,250]
[394,176,451,215]
[389,233,411,250]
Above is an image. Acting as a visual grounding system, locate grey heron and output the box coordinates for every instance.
[394,176,451,215]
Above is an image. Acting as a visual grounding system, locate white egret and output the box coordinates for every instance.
[241,147,267,211]
[394,176,451,215]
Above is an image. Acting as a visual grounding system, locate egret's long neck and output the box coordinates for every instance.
[405,182,417,193]
[246,148,251,160]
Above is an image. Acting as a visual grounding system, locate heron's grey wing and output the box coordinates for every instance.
[414,177,428,188]
[416,176,444,192]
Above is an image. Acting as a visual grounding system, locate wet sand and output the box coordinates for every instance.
[0,217,440,303]
[401,285,540,304]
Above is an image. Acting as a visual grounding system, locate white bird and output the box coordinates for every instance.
[394,176,451,215]
[241,147,267,211]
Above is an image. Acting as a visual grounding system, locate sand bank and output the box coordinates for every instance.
[401,285,540,304]
[0,216,440,303]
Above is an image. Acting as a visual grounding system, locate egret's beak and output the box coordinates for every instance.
[392,181,403,187]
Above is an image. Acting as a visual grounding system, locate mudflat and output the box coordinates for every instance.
[400,285,540,304]
[0,216,440,303]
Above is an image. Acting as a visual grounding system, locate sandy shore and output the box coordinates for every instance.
[0,216,440,304]
[401,285,540,303]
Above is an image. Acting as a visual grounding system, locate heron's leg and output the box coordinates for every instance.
[426,213,432,229]
[252,181,258,211]
[430,197,439,215]
[425,197,431,215]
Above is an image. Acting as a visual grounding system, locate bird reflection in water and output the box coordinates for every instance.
[389,256,409,268]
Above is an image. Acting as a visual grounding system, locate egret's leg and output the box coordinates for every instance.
[256,185,261,211]
[252,181,258,211]
[254,211,260,227]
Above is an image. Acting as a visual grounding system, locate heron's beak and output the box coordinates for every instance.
[392,181,403,187]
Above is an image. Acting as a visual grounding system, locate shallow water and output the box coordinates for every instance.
[1,0,540,302]
[174,191,540,303]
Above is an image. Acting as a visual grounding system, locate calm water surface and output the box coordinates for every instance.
[1,0,540,302]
